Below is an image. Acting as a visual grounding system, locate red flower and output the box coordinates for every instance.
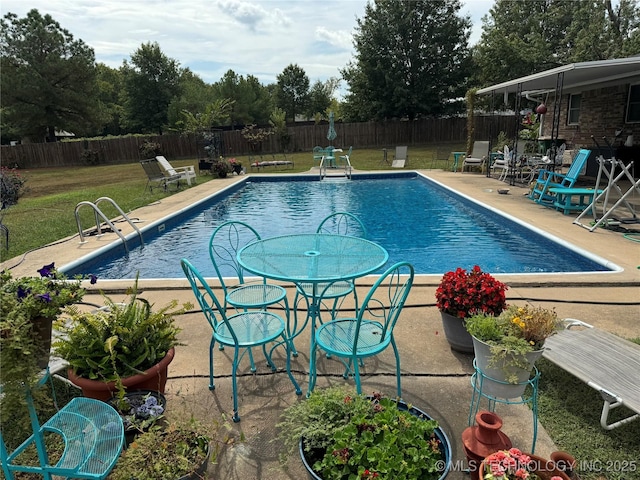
[435,266,508,318]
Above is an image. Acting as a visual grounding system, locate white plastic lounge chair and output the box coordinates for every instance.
[491,145,511,181]
[156,156,196,186]
[392,146,408,168]
[542,319,640,430]
[461,141,489,173]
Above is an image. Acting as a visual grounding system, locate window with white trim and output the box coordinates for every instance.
[567,94,581,125]
[626,84,640,123]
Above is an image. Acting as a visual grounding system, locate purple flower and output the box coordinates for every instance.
[17,286,30,300]
[89,274,98,285]
[37,262,56,278]
[36,293,51,302]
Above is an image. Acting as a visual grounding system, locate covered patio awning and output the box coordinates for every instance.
[477,56,640,96]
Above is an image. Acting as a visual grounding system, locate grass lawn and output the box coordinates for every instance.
[2,143,639,479]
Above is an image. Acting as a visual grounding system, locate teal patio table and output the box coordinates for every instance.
[237,233,389,394]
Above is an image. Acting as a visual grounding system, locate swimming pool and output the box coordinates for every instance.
[63,172,616,279]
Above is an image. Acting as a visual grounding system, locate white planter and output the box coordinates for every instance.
[472,336,543,399]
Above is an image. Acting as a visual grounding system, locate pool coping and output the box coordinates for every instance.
[2,169,639,290]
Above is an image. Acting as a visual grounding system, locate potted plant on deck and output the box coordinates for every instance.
[1,263,96,369]
[109,418,214,480]
[53,277,190,401]
[465,304,561,398]
[435,265,508,353]
[277,386,452,480]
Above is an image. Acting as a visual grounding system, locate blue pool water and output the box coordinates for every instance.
[64,173,613,279]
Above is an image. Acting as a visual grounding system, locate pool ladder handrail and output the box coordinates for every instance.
[319,156,351,181]
[75,197,143,253]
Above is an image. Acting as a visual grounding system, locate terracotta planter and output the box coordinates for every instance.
[480,453,570,480]
[462,411,512,480]
[472,336,543,398]
[440,311,474,353]
[550,451,577,477]
[67,347,175,401]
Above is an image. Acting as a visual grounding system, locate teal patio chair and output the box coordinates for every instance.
[1,373,124,480]
[209,221,289,314]
[181,258,301,422]
[290,212,368,356]
[529,149,591,204]
[308,261,415,396]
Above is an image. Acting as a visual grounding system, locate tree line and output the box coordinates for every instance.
[1,1,639,144]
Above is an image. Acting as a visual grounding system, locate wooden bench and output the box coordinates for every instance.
[542,320,640,430]
[548,187,602,215]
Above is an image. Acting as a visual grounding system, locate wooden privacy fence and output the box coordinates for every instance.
[1,116,515,169]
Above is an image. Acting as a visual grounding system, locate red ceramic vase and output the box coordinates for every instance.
[462,410,512,480]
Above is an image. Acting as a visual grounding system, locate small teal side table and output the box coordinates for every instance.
[452,152,465,172]
[468,360,540,453]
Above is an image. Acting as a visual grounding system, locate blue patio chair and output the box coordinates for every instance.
[209,221,289,314]
[308,261,415,396]
[181,258,301,422]
[529,149,591,204]
[289,213,368,356]
[1,373,124,480]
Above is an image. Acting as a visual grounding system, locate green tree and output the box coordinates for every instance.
[472,0,640,88]
[180,98,235,133]
[121,42,182,134]
[276,64,310,121]
[342,0,471,121]
[0,9,99,142]
[95,63,124,136]
[167,69,217,131]
[306,78,340,118]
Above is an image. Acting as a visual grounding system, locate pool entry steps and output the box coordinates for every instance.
[74,197,143,253]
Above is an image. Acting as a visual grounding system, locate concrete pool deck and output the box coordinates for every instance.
[3,169,639,479]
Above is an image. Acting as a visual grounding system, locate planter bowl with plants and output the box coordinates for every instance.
[109,419,213,480]
[435,265,508,353]
[466,304,562,398]
[278,386,451,480]
[53,277,190,401]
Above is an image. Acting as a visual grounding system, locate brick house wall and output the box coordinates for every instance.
[541,84,640,150]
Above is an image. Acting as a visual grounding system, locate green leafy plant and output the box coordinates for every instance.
[212,156,232,178]
[0,166,28,209]
[1,263,95,319]
[138,140,162,159]
[435,265,508,319]
[278,386,446,480]
[466,304,562,381]
[109,418,213,480]
[53,277,189,382]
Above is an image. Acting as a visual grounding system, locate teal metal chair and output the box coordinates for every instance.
[209,220,289,313]
[181,258,301,422]
[1,372,124,480]
[290,213,368,356]
[529,149,591,204]
[308,261,415,396]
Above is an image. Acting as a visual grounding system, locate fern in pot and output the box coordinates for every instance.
[53,277,191,401]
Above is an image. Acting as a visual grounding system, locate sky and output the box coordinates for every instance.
[1,0,494,90]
